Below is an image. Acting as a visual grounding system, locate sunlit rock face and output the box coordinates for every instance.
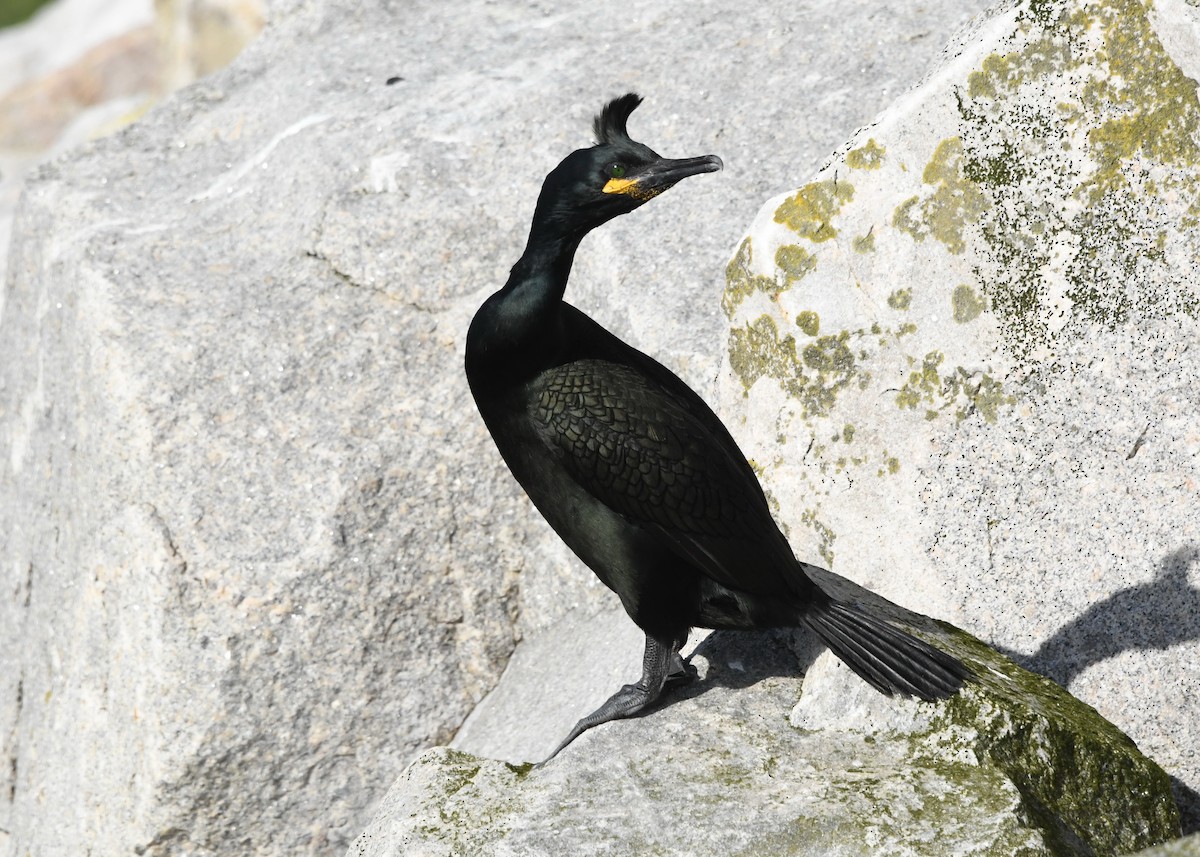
[0,0,1004,853]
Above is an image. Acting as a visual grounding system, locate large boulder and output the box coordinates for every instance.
[0,0,996,855]
[717,0,1200,837]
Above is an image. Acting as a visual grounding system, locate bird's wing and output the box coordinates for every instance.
[529,358,793,591]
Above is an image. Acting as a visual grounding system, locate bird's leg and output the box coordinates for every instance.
[542,633,676,763]
[664,635,697,688]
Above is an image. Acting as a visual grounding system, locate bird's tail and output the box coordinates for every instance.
[801,597,970,701]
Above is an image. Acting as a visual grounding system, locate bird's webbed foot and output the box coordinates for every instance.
[540,632,679,764]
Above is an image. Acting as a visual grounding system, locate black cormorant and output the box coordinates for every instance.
[465,93,969,760]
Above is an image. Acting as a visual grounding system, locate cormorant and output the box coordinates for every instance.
[465,93,969,760]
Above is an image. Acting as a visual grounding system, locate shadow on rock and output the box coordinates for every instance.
[1171,779,1200,837]
[1034,544,1200,834]
[1021,545,1200,687]
[688,628,823,690]
[626,627,822,723]
[989,544,1200,836]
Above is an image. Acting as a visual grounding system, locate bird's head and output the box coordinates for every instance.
[531,93,723,236]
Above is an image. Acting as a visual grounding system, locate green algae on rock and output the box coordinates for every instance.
[723,236,788,318]
[847,138,887,170]
[892,137,991,255]
[775,243,818,286]
[927,630,1183,857]
[773,178,854,242]
[950,0,1200,359]
[728,315,871,419]
[952,283,986,323]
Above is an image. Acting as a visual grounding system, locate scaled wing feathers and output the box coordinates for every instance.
[530,359,758,538]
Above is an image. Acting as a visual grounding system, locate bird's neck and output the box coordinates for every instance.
[503,219,585,312]
[489,215,589,350]
[467,218,588,381]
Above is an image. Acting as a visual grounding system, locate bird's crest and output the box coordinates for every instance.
[593,93,643,145]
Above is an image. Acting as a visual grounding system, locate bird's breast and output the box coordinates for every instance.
[471,373,665,593]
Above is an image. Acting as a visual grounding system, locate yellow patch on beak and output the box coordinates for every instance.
[602,176,665,200]
[602,177,639,195]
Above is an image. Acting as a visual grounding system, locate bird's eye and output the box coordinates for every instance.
[609,163,626,179]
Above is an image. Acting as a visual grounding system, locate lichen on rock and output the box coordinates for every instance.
[717,0,1200,841]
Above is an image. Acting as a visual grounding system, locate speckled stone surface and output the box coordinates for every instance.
[716,0,1200,836]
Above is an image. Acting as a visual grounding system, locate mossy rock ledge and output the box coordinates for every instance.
[350,571,1180,857]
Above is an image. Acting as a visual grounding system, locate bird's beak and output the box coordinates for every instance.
[603,154,723,199]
